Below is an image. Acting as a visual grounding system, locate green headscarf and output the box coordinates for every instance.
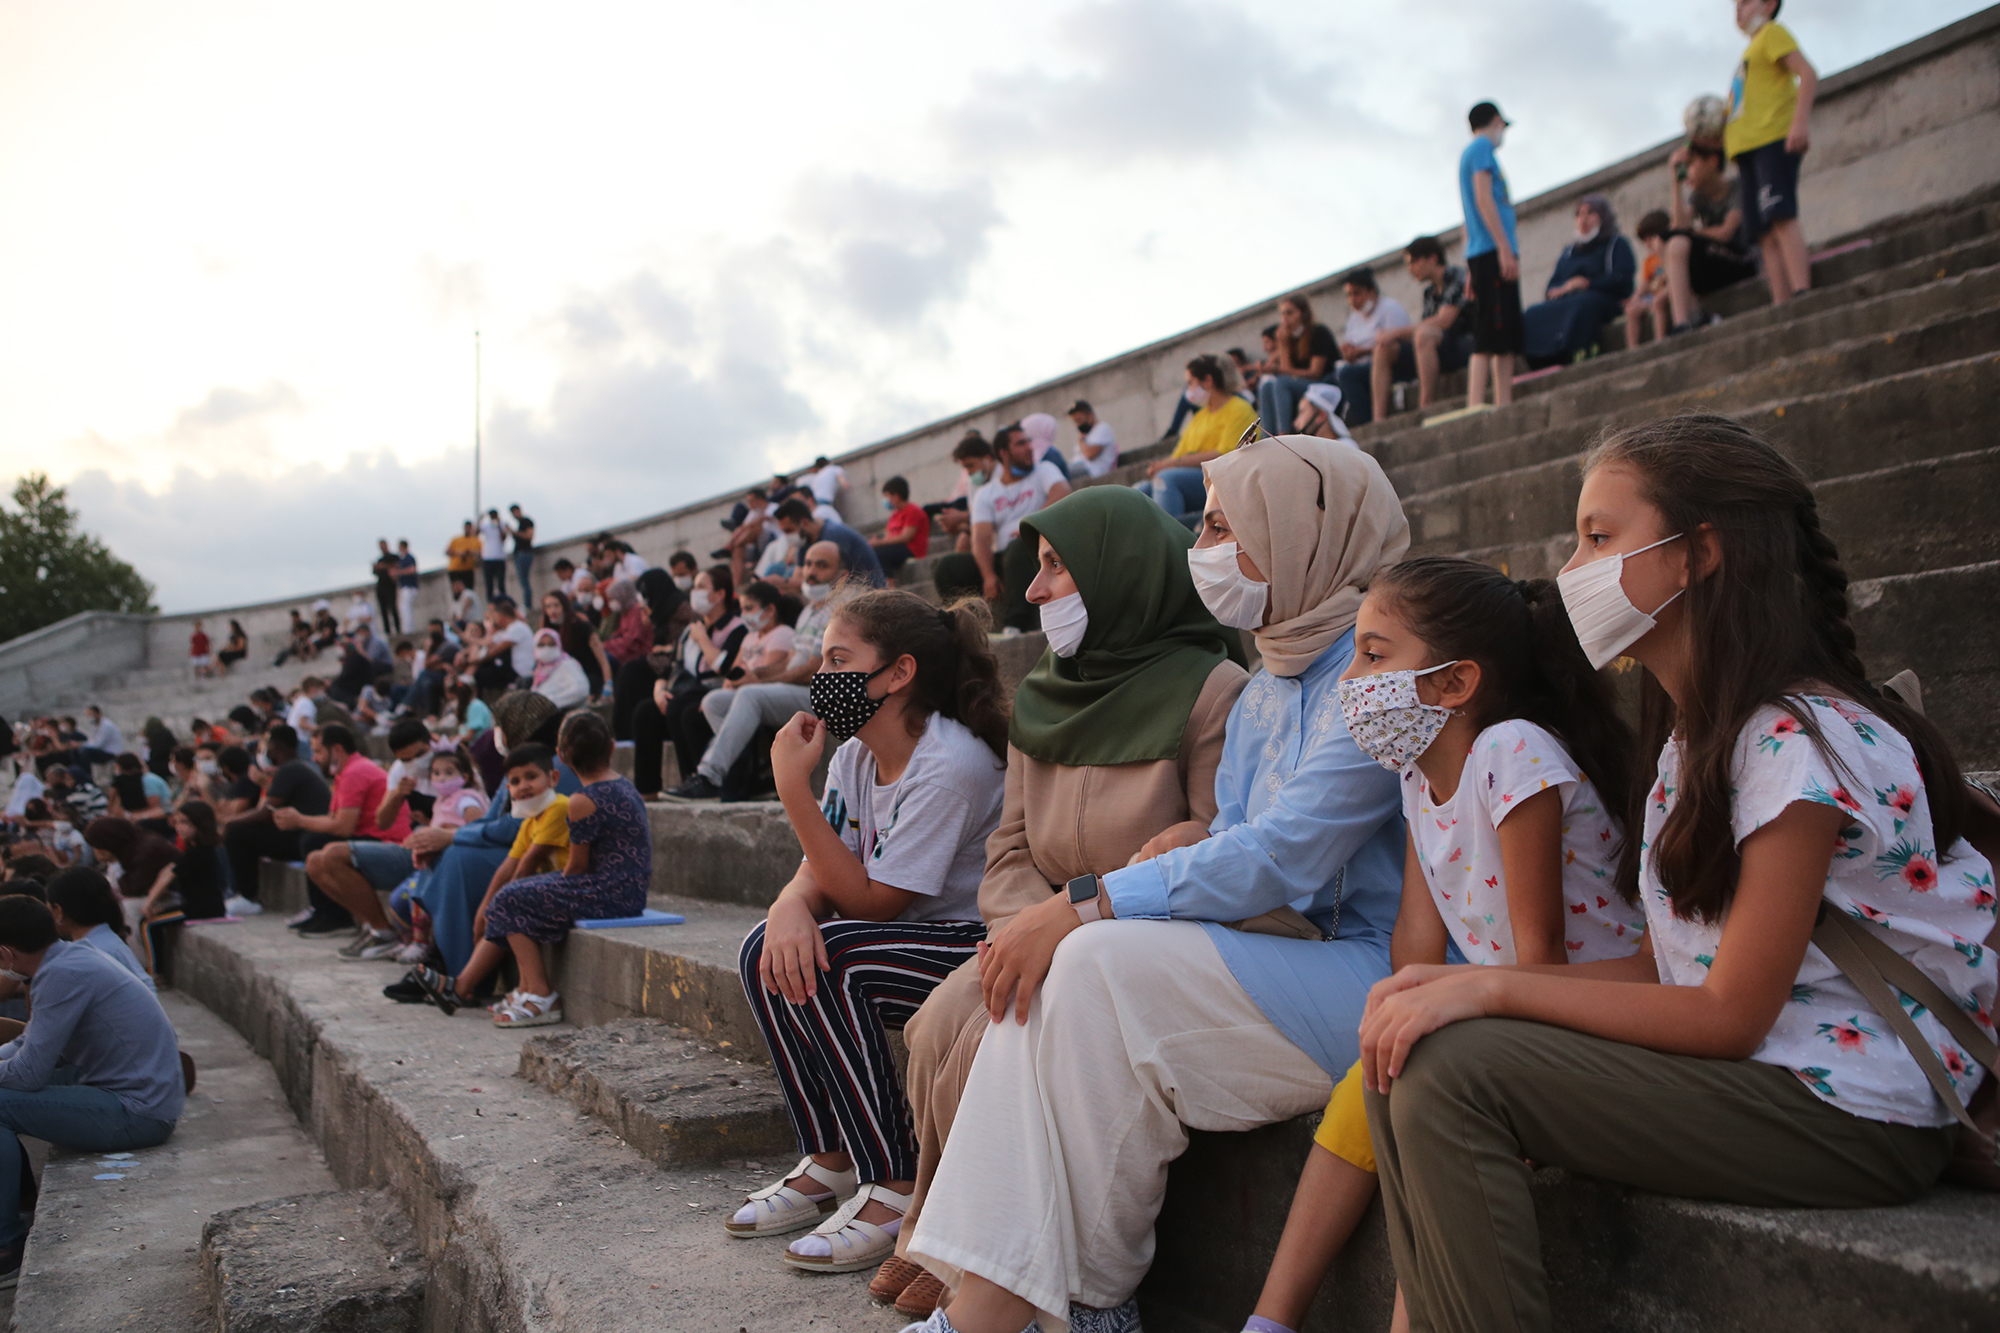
[1009,486,1246,767]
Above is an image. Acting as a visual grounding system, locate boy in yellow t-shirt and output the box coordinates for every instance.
[1725,0,1817,304]
[475,745,569,941]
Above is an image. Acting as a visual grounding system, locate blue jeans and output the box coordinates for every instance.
[1333,342,1417,428]
[0,1081,174,1246]
[1133,468,1208,521]
[513,550,534,603]
[1256,373,1322,436]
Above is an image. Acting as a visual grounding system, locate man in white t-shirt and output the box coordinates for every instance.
[930,424,1070,631]
[805,456,847,526]
[1067,399,1119,479]
[473,597,535,692]
[478,509,508,601]
[285,679,326,735]
[1333,268,1415,428]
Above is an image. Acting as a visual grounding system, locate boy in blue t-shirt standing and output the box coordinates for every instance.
[1458,101,1521,409]
[1726,0,1818,304]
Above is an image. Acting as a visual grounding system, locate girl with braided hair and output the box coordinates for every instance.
[1358,414,1995,1333]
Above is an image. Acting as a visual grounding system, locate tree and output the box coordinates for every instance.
[0,473,156,643]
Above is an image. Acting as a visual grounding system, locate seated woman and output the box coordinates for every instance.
[696,579,801,764]
[727,590,1008,1278]
[1360,417,1998,1333]
[1132,354,1256,525]
[541,591,612,701]
[528,628,592,709]
[906,434,1411,1333]
[1254,293,1337,437]
[871,485,1248,1320]
[217,620,249,672]
[632,569,755,798]
[1522,193,1636,366]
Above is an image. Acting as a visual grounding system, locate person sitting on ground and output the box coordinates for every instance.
[630,569,750,797]
[729,590,1010,1275]
[1065,400,1118,479]
[931,424,1073,631]
[0,895,184,1285]
[277,723,411,939]
[46,867,151,990]
[1016,414,1072,482]
[772,499,888,591]
[414,713,649,1026]
[343,591,375,634]
[139,801,228,956]
[1381,237,1476,412]
[1255,292,1340,438]
[927,433,994,552]
[1663,140,1758,332]
[472,596,535,693]
[1523,194,1636,366]
[1333,269,1415,428]
[1132,354,1254,526]
[665,543,844,802]
[310,603,342,655]
[905,434,1412,1333]
[1244,556,1642,1333]
[1625,209,1674,346]
[325,631,379,709]
[872,485,1248,1320]
[75,705,126,768]
[528,628,591,709]
[1360,415,1993,1333]
[217,619,249,673]
[541,591,612,701]
[872,476,930,580]
[274,610,312,666]
[220,724,329,909]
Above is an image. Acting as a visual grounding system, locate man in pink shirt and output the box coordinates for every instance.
[274,723,411,939]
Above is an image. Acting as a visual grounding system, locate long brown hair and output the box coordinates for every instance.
[1588,414,1967,922]
[1279,292,1318,366]
[833,590,1010,759]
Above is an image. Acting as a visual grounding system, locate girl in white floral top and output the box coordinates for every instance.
[1356,415,1997,1333]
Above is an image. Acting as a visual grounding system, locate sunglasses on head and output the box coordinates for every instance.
[1233,422,1326,511]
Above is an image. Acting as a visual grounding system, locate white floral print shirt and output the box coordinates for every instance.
[1641,695,1998,1127]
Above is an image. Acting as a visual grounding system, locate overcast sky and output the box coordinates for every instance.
[2,0,1985,612]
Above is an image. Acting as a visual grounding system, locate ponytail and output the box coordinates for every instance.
[833,590,1010,759]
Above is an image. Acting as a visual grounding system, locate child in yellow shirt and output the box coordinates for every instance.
[1725,0,1818,303]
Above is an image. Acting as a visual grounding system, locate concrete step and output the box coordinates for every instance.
[1143,1115,2000,1332]
[172,917,889,1333]
[10,989,342,1333]
[551,895,770,1055]
[516,1018,795,1167]
[645,802,798,906]
[201,1189,423,1333]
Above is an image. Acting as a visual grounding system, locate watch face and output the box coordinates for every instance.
[1067,875,1095,903]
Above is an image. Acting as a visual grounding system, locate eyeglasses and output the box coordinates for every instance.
[1233,422,1326,511]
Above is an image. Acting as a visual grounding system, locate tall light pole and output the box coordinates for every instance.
[473,330,483,521]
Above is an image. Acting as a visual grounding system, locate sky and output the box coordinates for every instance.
[2,0,1987,612]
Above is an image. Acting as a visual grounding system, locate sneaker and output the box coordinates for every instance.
[224,895,263,917]
[389,940,431,965]
[338,928,401,960]
[285,908,316,929]
[294,914,354,939]
[663,774,722,802]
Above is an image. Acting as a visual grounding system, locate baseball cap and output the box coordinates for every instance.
[1469,102,1510,130]
[1066,399,1093,415]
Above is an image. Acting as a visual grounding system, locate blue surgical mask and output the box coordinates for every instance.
[968,469,990,487]
[882,497,896,513]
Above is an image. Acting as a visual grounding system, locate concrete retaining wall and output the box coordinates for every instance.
[0,610,151,719]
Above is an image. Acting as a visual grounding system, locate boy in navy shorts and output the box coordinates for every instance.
[1458,102,1522,408]
[1726,0,1818,303]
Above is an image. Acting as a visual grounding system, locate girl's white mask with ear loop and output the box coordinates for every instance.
[1038,592,1089,657]
[1187,542,1268,630]
[1338,662,1460,773]
[1557,533,1685,669]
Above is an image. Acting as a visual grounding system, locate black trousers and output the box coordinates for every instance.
[376,587,400,634]
[611,657,660,741]
[223,818,306,906]
[473,656,518,693]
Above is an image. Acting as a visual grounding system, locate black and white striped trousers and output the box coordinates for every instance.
[739,917,986,1184]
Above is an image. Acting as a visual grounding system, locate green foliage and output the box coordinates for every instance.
[0,474,155,643]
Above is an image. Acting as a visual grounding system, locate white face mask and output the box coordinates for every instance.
[690,589,714,614]
[743,607,770,631]
[196,759,219,776]
[1739,10,1769,36]
[1575,221,1601,245]
[802,581,832,605]
[534,644,561,663]
[591,595,606,611]
[1184,384,1211,408]
[673,574,694,591]
[0,953,25,985]
[1186,542,1268,631]
[511,786,559,820]
[1557,533,1685,669]
[1038,592,1089,658]
[1338,662,1460,773]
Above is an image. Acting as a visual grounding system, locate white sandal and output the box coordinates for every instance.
[491,991,563,1027]
[725,1156,858,1237]
[782,1181,912,1272]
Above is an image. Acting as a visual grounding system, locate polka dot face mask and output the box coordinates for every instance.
[809,662,892,742]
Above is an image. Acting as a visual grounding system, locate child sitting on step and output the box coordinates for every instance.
[1244,555,1644,1333]
[416,713,652,1028]
[1359,415,1996,1333]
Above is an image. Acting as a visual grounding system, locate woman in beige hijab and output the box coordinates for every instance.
[904,437,1412,1333]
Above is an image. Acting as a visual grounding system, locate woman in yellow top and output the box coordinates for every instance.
[1133,352,1258,524]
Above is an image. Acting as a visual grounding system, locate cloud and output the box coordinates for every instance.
[788,175,1003,328]
[165,380,304,443]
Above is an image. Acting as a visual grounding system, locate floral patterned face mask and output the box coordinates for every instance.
[1337,662,1460,773]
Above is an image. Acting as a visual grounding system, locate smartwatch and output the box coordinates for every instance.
[1066,873,1104,925]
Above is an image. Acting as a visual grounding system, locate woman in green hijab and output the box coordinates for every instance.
[870,485,1250,1317]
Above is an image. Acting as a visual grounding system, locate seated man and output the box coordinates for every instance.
[663,541,843,802]
[771,498,887,590]
[931,424,1070,631]
[1066,400,1118,479]
[1376,237,1476,412]
[472,597,534,693]
[298,718,435,959]
[276,724,410,937]
[75,705,125,769]
[1663,141,1758,332]
[1333,268,1414,428]
[0,892,184,1284]
[804,455,848,525]
[872,475,930,579]
[927,433,995,552]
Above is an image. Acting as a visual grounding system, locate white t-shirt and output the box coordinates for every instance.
[1074,421,1119,479]
[970,460,1067,552]
[816,713,1006,923]
[450,588,480,622]
[807,464,847,505]
[617,552,649,580]
[4,768,45,818]
[1340,296,1413,359]
[1642,695,1998,1128]
[384,754,438,799]
[479,520,506,560]
[286,695,319,733]
[490,618,536,676]
[345,598,374,628]
[1404,719,1641,964]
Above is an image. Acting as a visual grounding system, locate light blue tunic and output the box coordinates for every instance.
[1102,631,1406,1075]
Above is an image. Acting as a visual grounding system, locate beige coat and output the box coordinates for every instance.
[896,657,1248,1248]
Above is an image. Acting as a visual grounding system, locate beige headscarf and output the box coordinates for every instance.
[1204,435,1409,677]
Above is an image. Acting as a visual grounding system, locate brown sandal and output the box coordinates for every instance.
[870,1256,924,1303]
[894,1272,945,1318]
